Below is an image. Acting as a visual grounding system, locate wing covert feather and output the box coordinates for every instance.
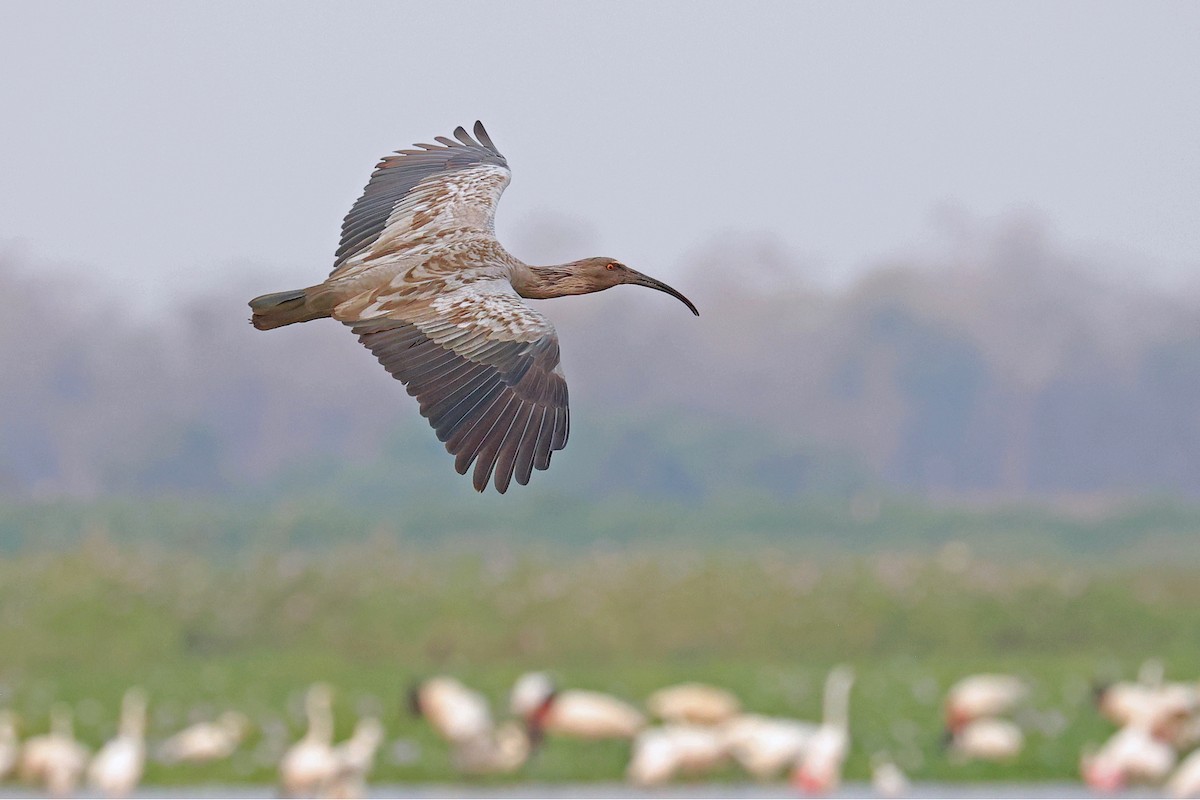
[332,121,509,276]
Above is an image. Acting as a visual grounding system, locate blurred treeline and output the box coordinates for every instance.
[2,214,1198,506]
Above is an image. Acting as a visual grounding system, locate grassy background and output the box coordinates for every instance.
[2,513,1198,786]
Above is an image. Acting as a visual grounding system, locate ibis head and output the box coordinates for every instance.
[517,257,699,316]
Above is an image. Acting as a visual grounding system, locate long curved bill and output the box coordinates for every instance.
[626,270,700,316]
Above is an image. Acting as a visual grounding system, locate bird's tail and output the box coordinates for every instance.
[249,288,327,330]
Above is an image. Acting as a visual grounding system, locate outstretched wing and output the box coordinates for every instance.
[332,121,510,276]
[347,281,569,493]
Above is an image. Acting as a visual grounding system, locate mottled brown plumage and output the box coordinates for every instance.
[249,122,698,493]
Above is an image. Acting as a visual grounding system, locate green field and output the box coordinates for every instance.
[2,514,1199,786]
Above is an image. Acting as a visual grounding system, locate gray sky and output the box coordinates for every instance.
[1,1,1198,312]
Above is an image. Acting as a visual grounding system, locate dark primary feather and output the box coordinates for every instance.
[350,319,569,493]
[331,121,508,273]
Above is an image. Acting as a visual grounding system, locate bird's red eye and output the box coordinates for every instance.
[606,263,616,270]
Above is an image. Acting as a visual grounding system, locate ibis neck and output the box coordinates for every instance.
[511,263,591,300]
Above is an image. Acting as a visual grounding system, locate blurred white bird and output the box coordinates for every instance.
[324,716,385,799]
[792,665,855,793]
[279,683,338,798]
[0,710,18,780]
[157,710,250,764]
[946,717,1024,763]
[1081,722,1176,791]
[1167,747,1200,799]
[1096,680,1161,725]
[410,675,536,776]
[721,714,818,780]
[451,720,534,776]
[645,683,742,726]
[87,687,148,799]
[409,676,494,746]
[511,672,645,740]
[944,674,1026,731]
[19,703,90,797]
[1095,678,1199,743]
[626,723,730,786]
[871,752,911,798]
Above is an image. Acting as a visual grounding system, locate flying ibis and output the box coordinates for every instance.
[250,122,698,492]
